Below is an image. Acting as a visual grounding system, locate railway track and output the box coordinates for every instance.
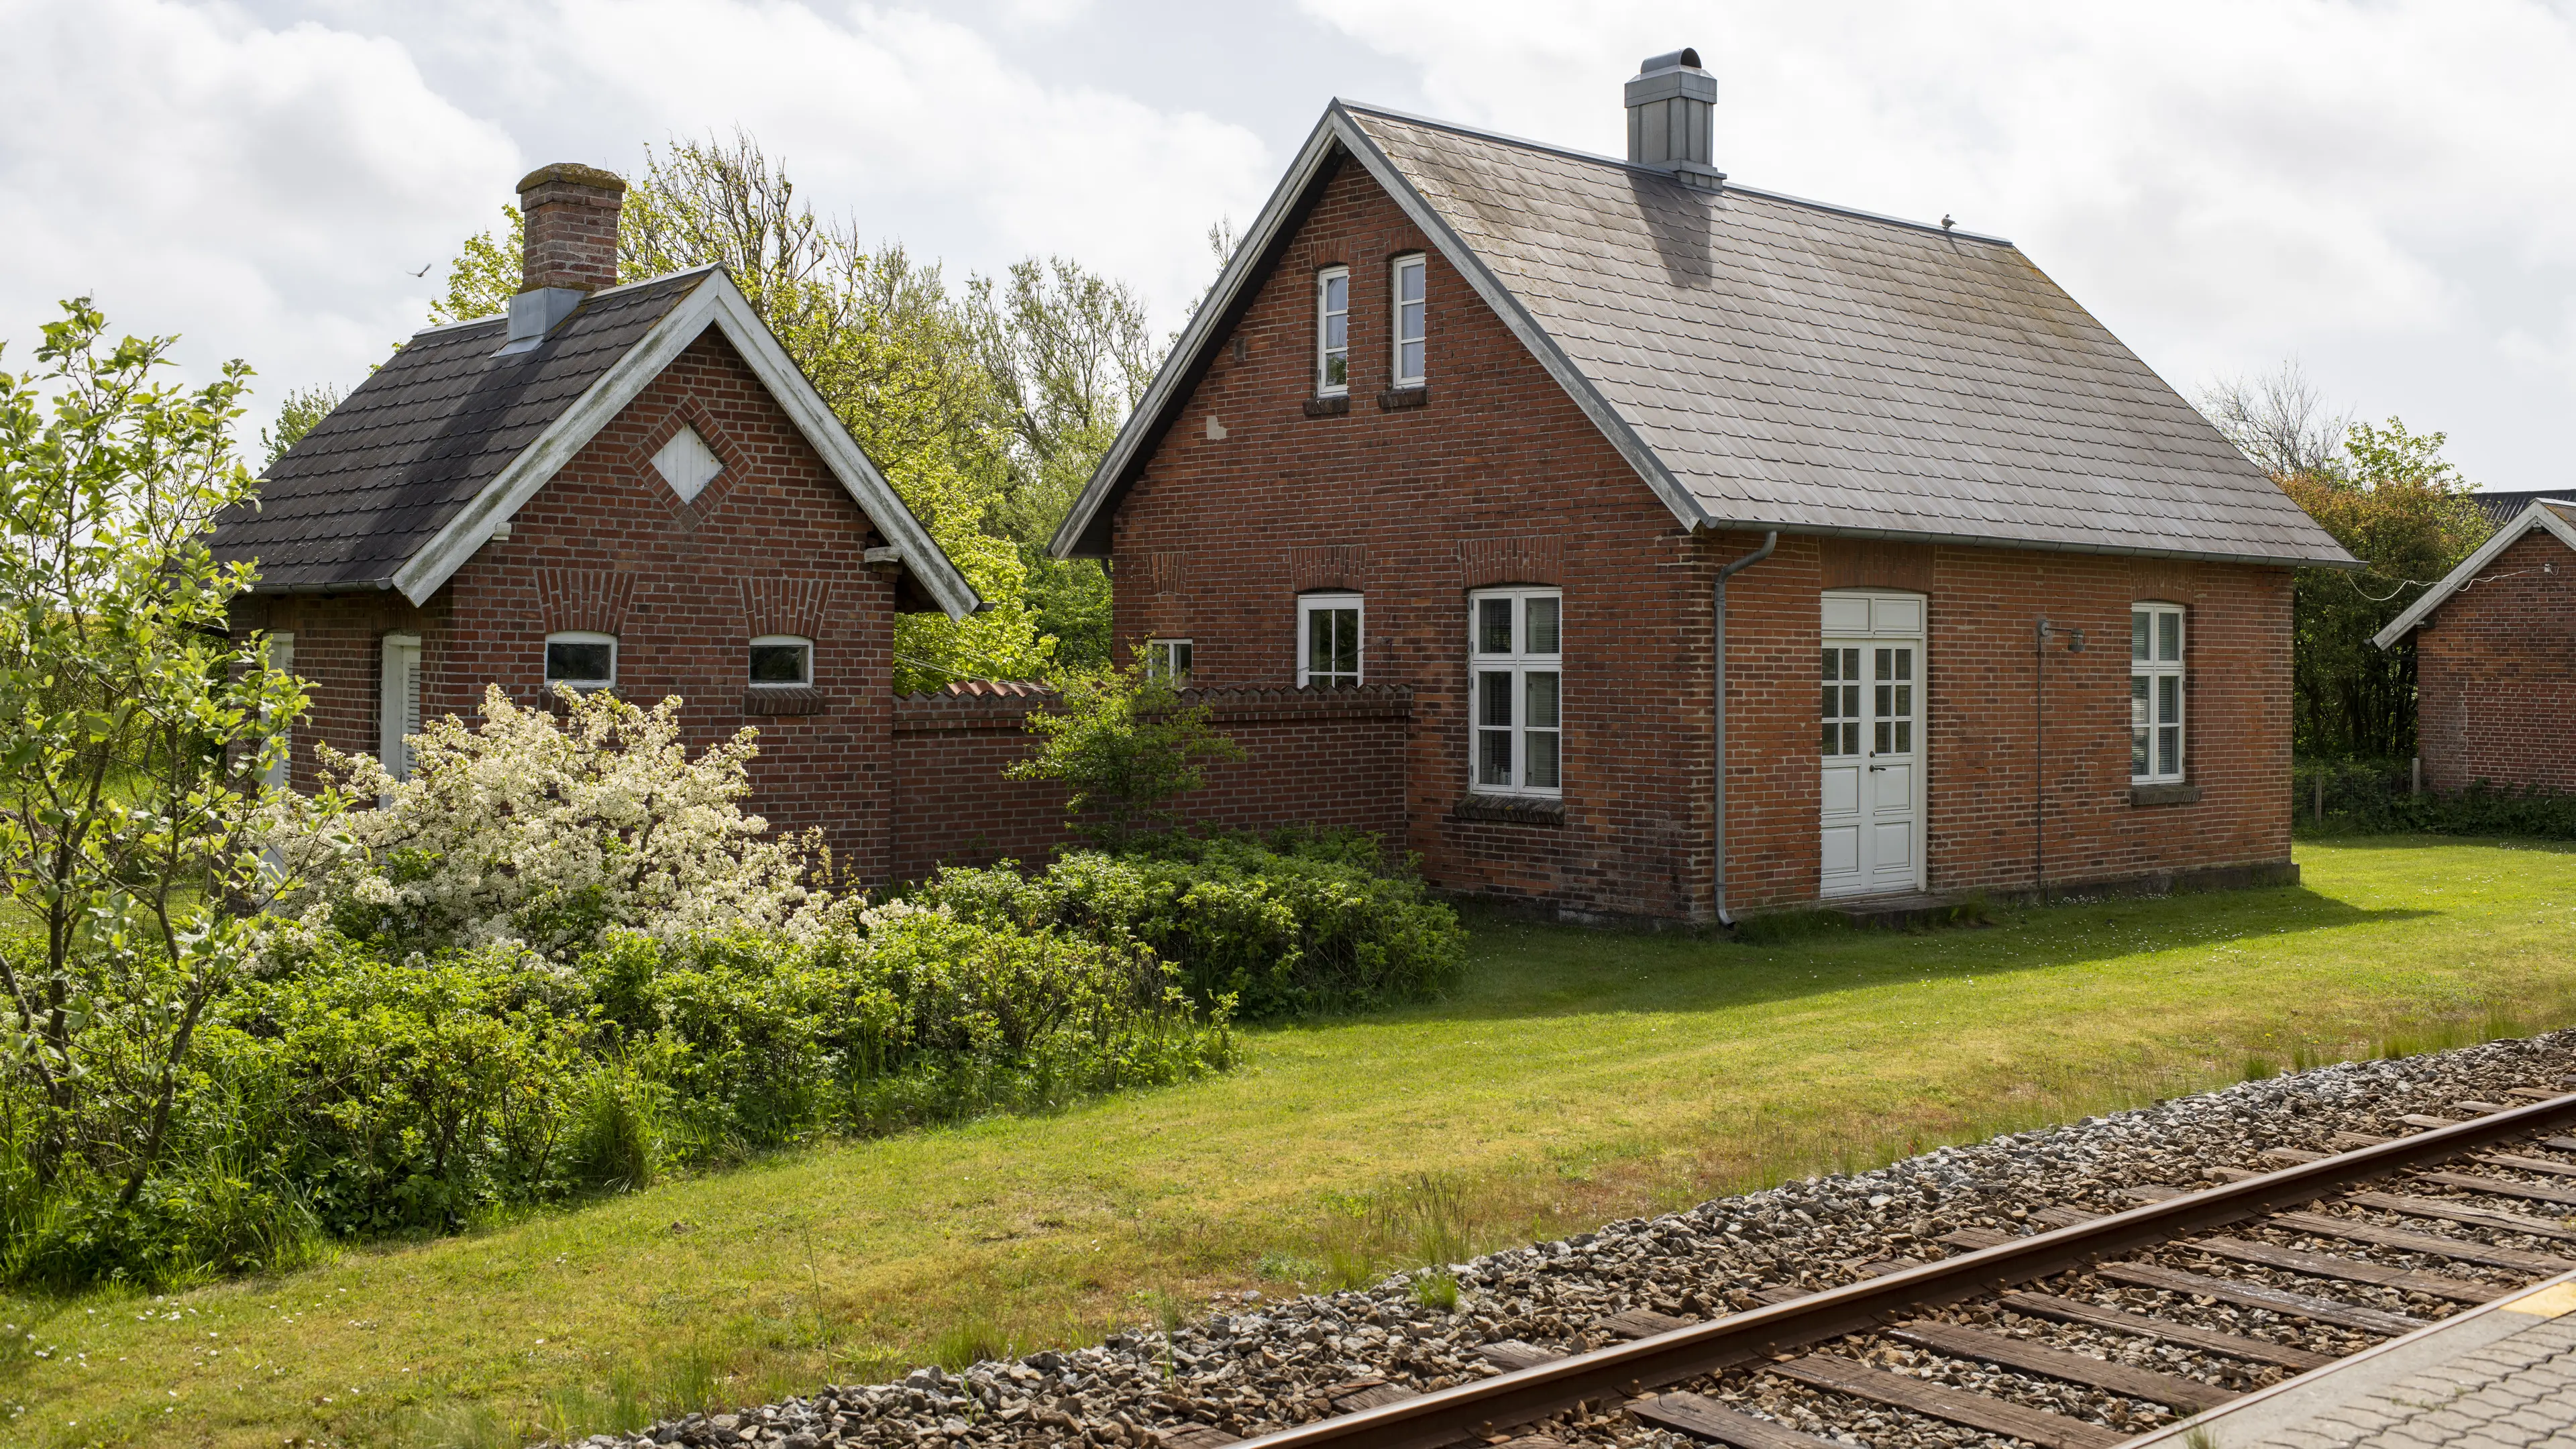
[1177,1081,2576,1449]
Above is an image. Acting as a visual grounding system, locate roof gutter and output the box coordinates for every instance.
[248,578,397,596]
[1711,529,1777,927]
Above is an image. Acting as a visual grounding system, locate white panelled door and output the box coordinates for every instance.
[1819,592,1925,898]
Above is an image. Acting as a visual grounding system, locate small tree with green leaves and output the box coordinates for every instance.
[1007,651,1243,847]
[0,299,301,1229]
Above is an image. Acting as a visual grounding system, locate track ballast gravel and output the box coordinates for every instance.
[586,1030,2576,1449]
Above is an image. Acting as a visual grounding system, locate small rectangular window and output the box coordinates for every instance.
[1391,254,1426,386]
[545,631,617,690]
[749,635,812,687]
[1468,587,1563,798]
[1298,594,1362,688]
[2131,603,2185,784]
[1146,639,1193,682]
[1316,266,1350,395]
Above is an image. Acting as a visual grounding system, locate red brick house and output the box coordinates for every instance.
[2373,500,2576,794]
[1051,51,2356,922]
[213,163,982,875]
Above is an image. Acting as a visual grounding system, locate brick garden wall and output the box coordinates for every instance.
[890,684,1412,882]
[2413,527,2576,794]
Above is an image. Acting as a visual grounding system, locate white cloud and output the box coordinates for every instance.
[0,0,518,398]
[1302,0,2576,486]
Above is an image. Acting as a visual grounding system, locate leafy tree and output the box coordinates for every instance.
[2277,421,2491,760]
[0,299,301,1218]
[428,207,522,325]
[259,383,343,466]
[1007,649,1243,847]
[970,258,1157,669]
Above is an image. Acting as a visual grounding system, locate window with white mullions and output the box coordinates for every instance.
[1316,266,1350,395]
[1146,638,1193,683]
[1391,254,1426,386]
[2131,603,2185,783]
[1873,646,1915,755]
[1820,646,1861,757]
[1469,588,1562,796]
[1298,594,1361,688]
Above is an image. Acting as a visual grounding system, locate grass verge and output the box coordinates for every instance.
[9,835,2576,1448]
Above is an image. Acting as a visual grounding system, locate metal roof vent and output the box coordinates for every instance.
[1625,48,1725,193]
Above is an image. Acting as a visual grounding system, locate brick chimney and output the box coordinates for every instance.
[502,162,626,354]
[1625,48,1725,192]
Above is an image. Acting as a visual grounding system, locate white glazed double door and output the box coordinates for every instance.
[1819,592,1925,898]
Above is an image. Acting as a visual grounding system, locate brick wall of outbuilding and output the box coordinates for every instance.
[233,326,902,875]
[889,684,1412,882]
[2412,527,2576,794]
[1095,150,2299,919]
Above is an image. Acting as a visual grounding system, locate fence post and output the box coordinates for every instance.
[2314,767,2326,823]
[2412,756,2422,796]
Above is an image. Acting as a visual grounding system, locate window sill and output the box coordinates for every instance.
[1451,794,1566,825]
[1303,394,1351,417]
[1379,386,1429,411]
[743,686,829,716]
[2130,782,2200,807]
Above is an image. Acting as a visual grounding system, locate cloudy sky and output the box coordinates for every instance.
[5,0,2571,491]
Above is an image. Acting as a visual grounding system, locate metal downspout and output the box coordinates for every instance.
[1713,531,1778,926]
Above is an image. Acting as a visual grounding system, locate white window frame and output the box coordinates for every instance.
[379,632,421,784]
[1297,593,1363,688]
[263,632,295,792]
[1468,587,1563,799]
[545,631,618,692]
[748,634,813,688]
[1316,265,1350,396]
[2131,602,2186,784]
[1391,254,1426,388]
[1145,638,1193,683]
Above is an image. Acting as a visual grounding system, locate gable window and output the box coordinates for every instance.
[1316,266,1350,395]
[1298,593,1362,688]
[749,635,812,687]
[2131,603,2185,783]
[380,633,421,784]
[1146,638,1193,683]
[1469,588,1562,797]
[1391,254,1426,387]
[546,631,617,692]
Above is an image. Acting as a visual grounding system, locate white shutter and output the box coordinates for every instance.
[263,633,295,791]
[380,633,422,783]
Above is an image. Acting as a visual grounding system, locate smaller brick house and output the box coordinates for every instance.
[1050,50,2358,922]
[212,162,981,875]
[2373,500,2576,794]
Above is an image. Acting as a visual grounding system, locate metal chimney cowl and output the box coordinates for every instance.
[1625,48,1725,192]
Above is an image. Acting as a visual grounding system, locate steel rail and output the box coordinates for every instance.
[1232,1090,2576,1449]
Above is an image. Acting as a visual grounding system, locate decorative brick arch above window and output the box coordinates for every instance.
[1289,544,1368,593]
[1458,537,1563,589]
[536,569,639,635]
[738,576,834,639]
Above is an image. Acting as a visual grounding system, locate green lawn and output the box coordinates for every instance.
[11,837,2576,1449]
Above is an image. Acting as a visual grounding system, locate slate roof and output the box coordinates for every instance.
[1057,103,2355,570]
[211,271,708,591]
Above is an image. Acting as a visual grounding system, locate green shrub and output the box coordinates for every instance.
[917,830,1466,1019]
[2292,760,2576,839]
[0,916,1234,1288]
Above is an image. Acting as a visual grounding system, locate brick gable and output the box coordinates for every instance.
[1101,149,2298,919]
[2414,527,2576,794]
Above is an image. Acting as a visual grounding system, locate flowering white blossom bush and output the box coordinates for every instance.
[258,684,848,959]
